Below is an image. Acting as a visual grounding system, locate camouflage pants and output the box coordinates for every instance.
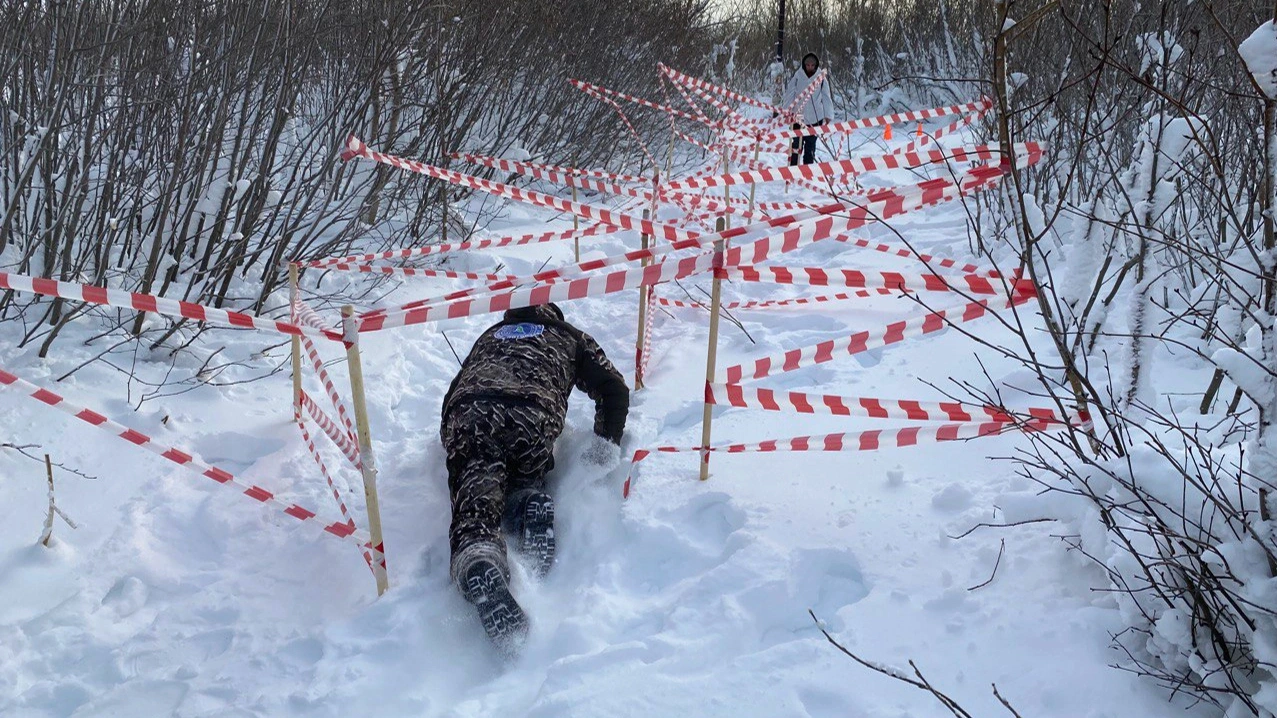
[441,399,563,579]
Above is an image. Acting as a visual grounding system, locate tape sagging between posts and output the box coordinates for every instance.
[839,237,1000,277]
[568,78,714,129]
[341,136,698,243]
[658,287,902,310]
[662,143,1036,192]
[320,264,519,282]
[306,223,619,269]
[757,97,994,145]
[294,405,374,574]
[0,364,380,554]
[621,419,1049,498]
[449,153,649,185]
[659,64,781,115]
[724,293,1034,384]
[355,174,951,324]
[0,271,342,342]
[726,265,1034,297]
[300,391,361,467]
[724,163,1018,268]
[357,250,717,332]
[703,383,1080,426]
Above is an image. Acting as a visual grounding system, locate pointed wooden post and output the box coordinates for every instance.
[699,217,727,481]
[635,209,652,390]
[289,264,302,415]
[721,148,732,230]
[342,306,388,596]
[572,184,580,262]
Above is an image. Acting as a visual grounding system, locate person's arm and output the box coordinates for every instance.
[573,333,630,444]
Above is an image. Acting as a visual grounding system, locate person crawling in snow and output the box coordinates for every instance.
[439,302,629,652]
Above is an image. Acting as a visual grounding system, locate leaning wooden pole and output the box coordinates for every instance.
[289,264,303,415]
[342,305,389,596]
[699,217,727,481]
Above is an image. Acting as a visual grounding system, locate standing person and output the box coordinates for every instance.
[783,52,835,166]
[439,302,629,653]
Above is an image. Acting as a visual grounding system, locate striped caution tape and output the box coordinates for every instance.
[702,383,1080,425]
[0,271,340,342]
[293,404,373,573]
[357,250,716,332]
[724,293,1034,384]
[658,64,780,115]
[663,143,1034,191]
[621,419,1049,498]
[306,223,618,269]
[758,97,994,145]
[725,265,1033,296]
[0,365,379,553]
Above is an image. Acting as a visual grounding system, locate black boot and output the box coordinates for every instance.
[507,490,555,578]
[460,558,529,654]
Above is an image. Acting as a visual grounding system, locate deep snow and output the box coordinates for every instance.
[0,128,1213,718]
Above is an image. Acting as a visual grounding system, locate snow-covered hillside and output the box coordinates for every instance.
[0,134,1209,718]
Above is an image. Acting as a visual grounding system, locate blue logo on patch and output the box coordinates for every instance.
[494,323,544,340]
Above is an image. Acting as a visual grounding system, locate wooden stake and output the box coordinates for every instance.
[699,217,727,481]
[635,209,651,390]
[572,184,580,262]
[721,148,732,230]
[40,454,54,547]
[342,306,389,596]
[289,264,302,415]
[746,142,762,216]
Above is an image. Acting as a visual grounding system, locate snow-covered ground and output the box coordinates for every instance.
[0,135,1212,717]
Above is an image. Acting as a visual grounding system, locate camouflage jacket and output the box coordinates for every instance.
[441,304,630,443]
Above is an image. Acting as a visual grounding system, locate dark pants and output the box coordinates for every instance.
[789,123,818,166]
[441,399,562,578]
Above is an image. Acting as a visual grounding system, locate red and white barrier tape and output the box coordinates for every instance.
[659,64,780,115]
[321,263,518,282]
[294,297,359,441]
[0,365,377,551]
[725,293,1034,384]
[306,224,617,269]
[292,297,335,332]
[569,78,713,129]
[724,164,1015,267]
[358,250,716,332]
[726,265,1032,296]
[891,107,990,157]
[367,162,1016,324]
[0,271,341,342]
[300,391,361,467]
[622,419,1047,497]
[342,136,698,243]
[664,143,1032,191]
[758,97,994,145]
[703,382,1079,425]
[840,237,998,277]
[293,405,373,573]
[449,152,649,185]
[657,287,902,310]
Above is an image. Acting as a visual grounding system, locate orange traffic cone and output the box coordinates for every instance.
[916,122,924,138]
[883,123,893,141]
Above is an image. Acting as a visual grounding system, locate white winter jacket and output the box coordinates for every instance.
[782,67,834,126]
